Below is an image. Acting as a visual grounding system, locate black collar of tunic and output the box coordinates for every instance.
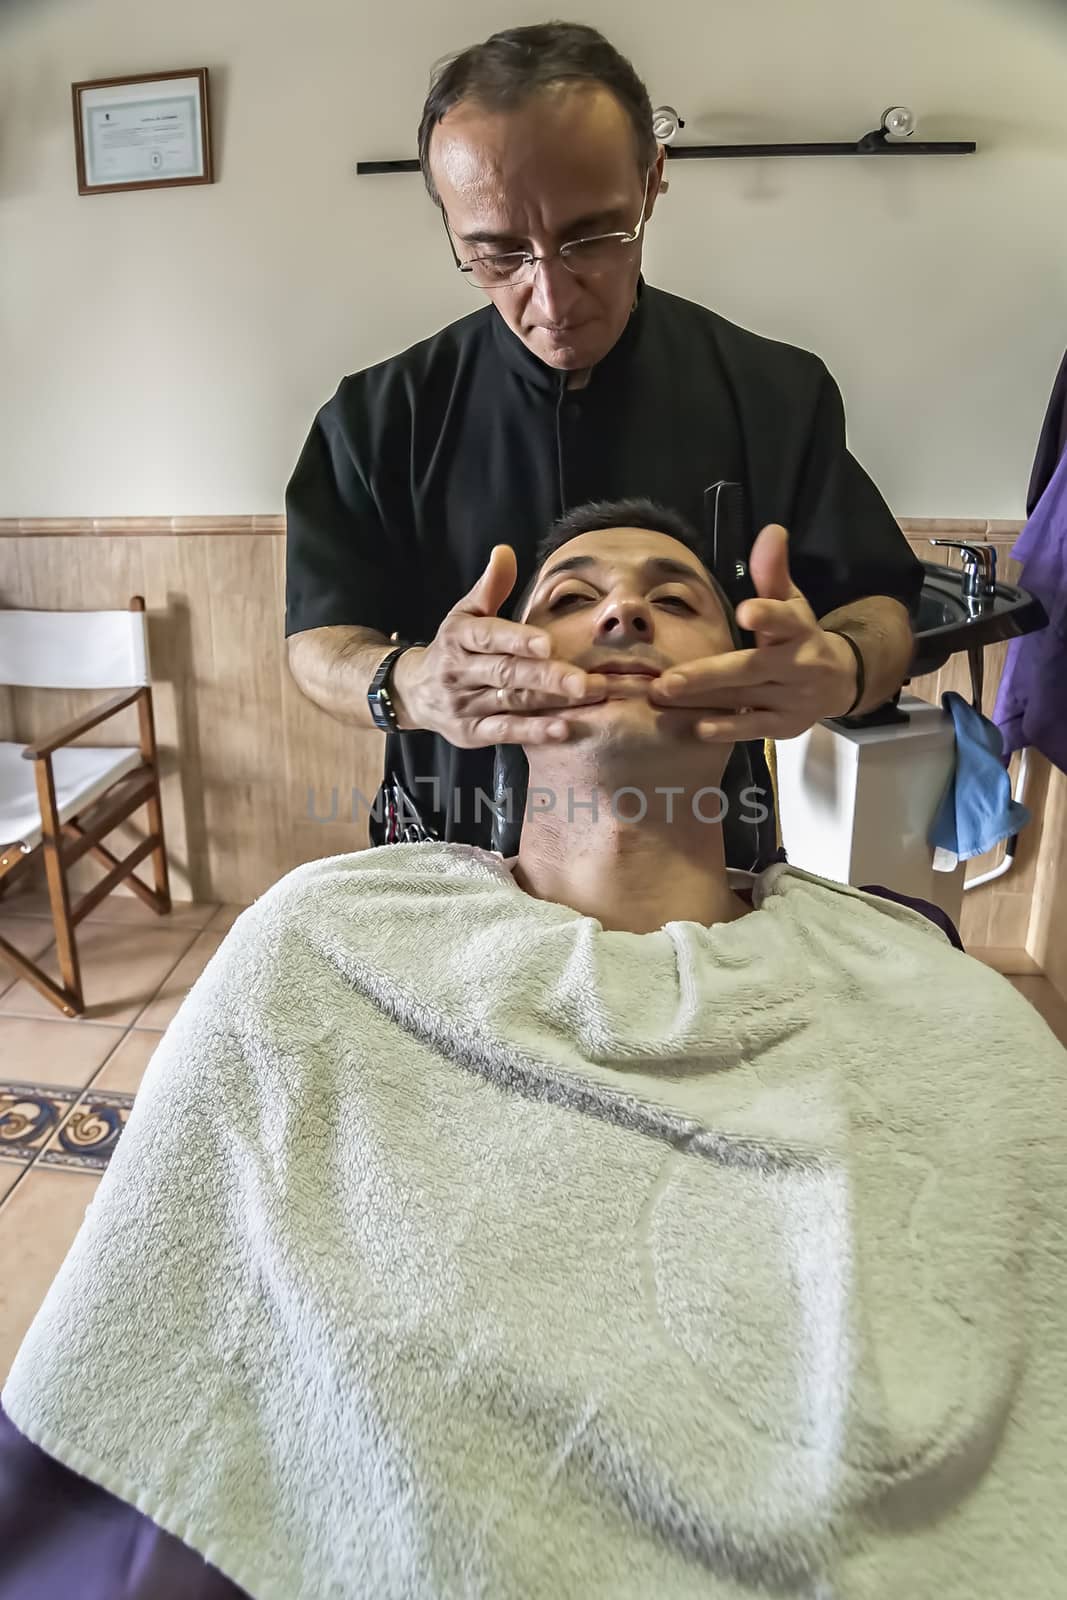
[487,275,649,394]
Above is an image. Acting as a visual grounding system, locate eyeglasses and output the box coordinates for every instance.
[445,169,652,290]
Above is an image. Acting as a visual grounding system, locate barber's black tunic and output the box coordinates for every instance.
[284,279,922,853]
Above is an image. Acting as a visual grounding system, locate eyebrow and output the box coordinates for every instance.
[535,553,716,594]
[458,208,628,249]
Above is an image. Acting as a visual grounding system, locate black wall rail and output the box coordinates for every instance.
[356,127,976,176]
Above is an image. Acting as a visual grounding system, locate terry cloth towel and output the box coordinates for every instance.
[994,445,1067,774]
[930,690,1032,867]
[4,844,1067,1600]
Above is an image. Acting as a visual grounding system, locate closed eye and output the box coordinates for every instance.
[547,590,698,614]
[547,591,595,613]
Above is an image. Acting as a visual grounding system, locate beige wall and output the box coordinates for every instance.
[1,0,1066,521]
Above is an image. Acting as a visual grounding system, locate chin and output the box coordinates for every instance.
[568,698,662,749]
[531,340,595,371]
[527,327,612,371]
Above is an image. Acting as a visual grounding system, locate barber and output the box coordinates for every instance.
[284,20,921,856]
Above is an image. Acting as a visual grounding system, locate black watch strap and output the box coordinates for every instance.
[367,642,429,732]
[367,645,409,733]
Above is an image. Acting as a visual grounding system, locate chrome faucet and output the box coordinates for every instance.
[929,539,998,602]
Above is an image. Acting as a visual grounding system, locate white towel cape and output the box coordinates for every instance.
[5,844,1066,1598]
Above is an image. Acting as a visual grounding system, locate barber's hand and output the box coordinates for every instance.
[391,545,608,747]
[647,524,859,740]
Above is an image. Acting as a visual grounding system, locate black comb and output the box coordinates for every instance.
[704,481,756,646]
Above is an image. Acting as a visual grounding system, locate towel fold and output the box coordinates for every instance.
[930,690,1031,866]
[4,844,1066,1599]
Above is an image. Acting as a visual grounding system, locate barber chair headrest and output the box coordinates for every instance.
[490,740,774,872]
[491,744,528,856]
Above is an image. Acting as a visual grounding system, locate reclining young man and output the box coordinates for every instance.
[2,502,1065,1600]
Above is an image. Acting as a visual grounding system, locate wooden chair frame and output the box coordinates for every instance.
[0,596,171,1017]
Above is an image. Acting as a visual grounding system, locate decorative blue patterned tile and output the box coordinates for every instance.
[0,1082,80,1165]
[38,1087,137,1173]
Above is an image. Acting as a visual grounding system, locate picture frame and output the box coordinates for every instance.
[72,68,214,196]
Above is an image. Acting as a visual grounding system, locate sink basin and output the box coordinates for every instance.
[909,560,1047,678]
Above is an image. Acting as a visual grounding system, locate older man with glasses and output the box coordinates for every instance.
[284,20,922,862]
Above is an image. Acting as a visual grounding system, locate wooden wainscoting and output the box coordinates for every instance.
[0,525,382,904]
[1028,763,1067,994]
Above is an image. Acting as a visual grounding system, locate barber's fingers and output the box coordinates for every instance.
[444,546,561,662]
[648,647,781,703]
[451,544,521,623]
[655,681,796,713]
[690,704,824,742]
[442,608,554,662]
[462,688,583,720]
[466,712,577,745]
[444,647,609,705]
[733,596,815,644]
[746,524,805,605]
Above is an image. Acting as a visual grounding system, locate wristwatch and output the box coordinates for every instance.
[367,643,423,733]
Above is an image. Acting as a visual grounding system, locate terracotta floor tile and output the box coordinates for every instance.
[205,904,249,934]
[0,1018,125,1169]
[0,1170,99,1382]
[81,896,218,930]
[34,1032,163,1177]
[0,878,49,918]
[84,1029,160,1094]
[135,931,225,1030]
[0,918,56,1001]
[0,922,200,1025]
[0,882,217,930]
[0,1163,24,1203]
[0,1015,125,1087]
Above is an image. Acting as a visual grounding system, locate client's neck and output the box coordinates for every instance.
[512,756,749,935]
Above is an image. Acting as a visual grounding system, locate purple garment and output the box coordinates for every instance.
[0,1404,247,1600]
[1027,349,1067,516]
[993,446,1067,775]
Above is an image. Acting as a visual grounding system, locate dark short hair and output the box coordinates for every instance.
[418,22,658,208]
[514,497,742,647]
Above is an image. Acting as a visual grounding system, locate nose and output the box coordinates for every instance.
[528,256,583,324]
[595,596,653,643]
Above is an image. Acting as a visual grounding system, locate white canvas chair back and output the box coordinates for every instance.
[0,607,149,691]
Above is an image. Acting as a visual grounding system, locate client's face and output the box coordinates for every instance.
[522,526,735,753]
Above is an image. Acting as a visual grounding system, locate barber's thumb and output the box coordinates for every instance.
[459,544,517,617]
[747,524,799,603]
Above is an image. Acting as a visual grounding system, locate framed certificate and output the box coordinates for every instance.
[72,69,213,195]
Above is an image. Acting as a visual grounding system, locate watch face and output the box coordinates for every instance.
[369,678,396,731]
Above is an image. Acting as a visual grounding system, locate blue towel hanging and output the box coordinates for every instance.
[930,691,1031,863]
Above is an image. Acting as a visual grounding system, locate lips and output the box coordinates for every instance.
[591,661,661,678]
